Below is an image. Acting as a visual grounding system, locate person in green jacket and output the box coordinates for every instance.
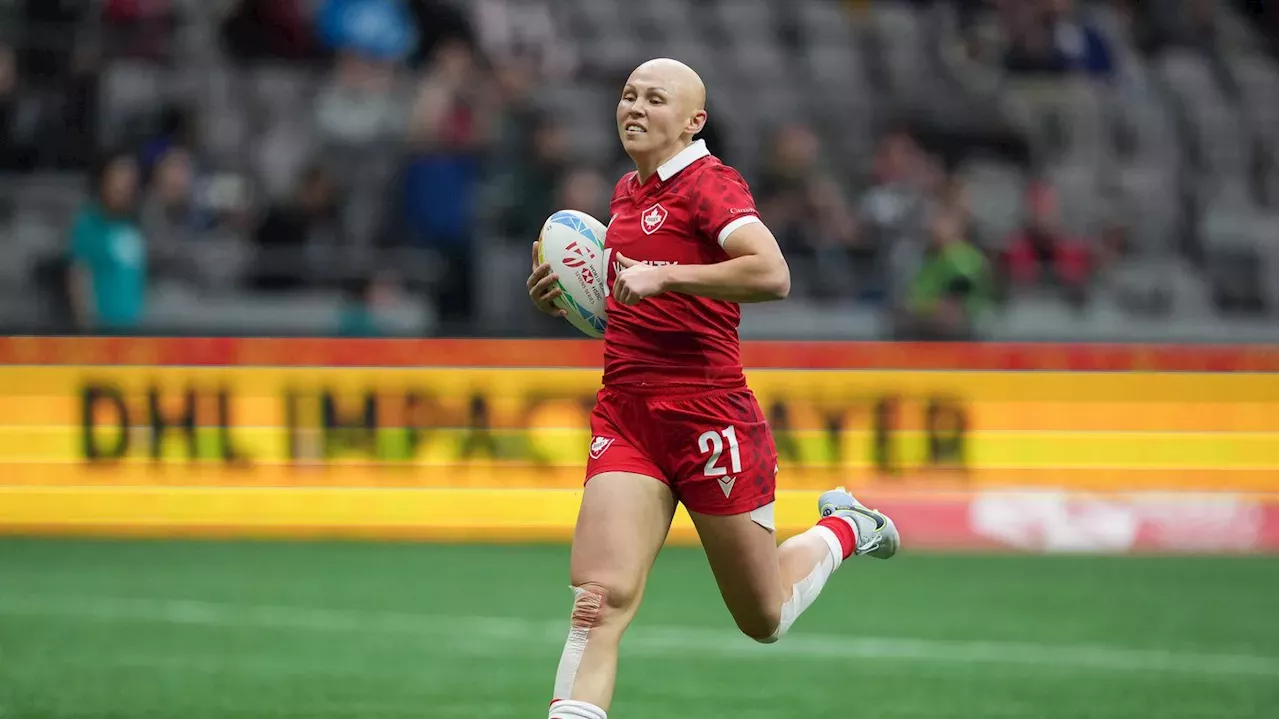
[903,208,992,339]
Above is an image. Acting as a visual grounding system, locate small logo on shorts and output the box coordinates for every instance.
[718,476,736,498]
[589,436,615,460]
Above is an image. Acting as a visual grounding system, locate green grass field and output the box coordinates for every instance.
[0,539,1275,718]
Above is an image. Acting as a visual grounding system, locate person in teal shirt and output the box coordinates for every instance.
[69,151,147,332]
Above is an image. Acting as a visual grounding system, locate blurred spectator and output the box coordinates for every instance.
[315,53,410,148]
[1129,0,1219,57]
[1000,182,1093,305]
[220,0,325,64]
[495,114,570,237]
[15,0,85,89]
[1230,0,1277,57]
[900,207,992,339]
[68,151,147,332]
[249,163,346,292]
[137,104,197,174]
[140,146,201,247]
[313,0,421,148]
[139,145,240,287]
[1045,0,1114,78]
[859,129,937,230]
[393,39,493,327]
[317,0,418,62]
[756,123,862,300]
[0,45,18,171]
[101,0,177,61]
[406,0,476,70]
[1002,0,1113,79]
[337,272,401,337]
[470,0,576,81]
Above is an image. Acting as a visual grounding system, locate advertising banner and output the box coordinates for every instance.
[0,338,1274,552]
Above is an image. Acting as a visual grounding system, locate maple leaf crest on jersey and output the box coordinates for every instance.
[640,203,668,235]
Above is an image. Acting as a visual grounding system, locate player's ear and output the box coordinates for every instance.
[686,109,707,137]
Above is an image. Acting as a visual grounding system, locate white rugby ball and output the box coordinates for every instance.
[537,209,609,338]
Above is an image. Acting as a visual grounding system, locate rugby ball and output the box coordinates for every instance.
[537,209,609,338]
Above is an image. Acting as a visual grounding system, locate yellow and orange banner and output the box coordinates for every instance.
[0,338,1274,550]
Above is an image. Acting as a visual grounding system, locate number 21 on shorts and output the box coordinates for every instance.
[698,427,742,498]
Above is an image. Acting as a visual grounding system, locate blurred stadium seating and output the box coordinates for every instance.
[0,0,1274,342]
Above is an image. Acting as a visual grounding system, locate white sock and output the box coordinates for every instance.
[550,699,607,719]
[758,522,848,643]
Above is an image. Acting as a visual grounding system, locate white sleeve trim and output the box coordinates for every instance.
[717,215,762,246]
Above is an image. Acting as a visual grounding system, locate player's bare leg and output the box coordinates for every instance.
[689,490,899,643]
[549,472,676,719]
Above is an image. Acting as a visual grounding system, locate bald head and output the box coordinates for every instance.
[627,58,706,115]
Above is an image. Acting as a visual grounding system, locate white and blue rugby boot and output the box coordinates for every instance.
[818,487,900,559]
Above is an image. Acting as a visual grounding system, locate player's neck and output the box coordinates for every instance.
[632,140,693,184]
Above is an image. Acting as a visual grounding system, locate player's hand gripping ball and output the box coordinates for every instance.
[611,253,668,306]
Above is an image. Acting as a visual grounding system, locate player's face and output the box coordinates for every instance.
[617,76,686,156]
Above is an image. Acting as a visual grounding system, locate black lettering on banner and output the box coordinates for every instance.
[81,384,129,461]
[872,396,900,476]
[284,388,302,462]
[459,394,497,459]
[216,387,249,464]
[402,391,429,460]
[147,386,197,461]
[925,396,968,468]
[767,401,800,464]
[823,412,844,466]
[321,390,377,458]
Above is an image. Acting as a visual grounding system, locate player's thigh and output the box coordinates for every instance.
[570,471,677,616]
[687,509,785,639]
[653,389,783,636]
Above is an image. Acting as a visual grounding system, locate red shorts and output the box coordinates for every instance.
[586,386,778,516]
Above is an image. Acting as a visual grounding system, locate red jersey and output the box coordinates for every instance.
[602,140,764,390]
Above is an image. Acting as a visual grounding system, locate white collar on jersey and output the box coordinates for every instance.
[656,139,710,181]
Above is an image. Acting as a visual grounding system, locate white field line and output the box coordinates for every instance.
[0,595,1273,677]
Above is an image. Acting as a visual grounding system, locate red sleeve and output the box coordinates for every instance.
[692,163,762,246]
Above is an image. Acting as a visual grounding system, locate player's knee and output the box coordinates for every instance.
[735,606,783,644]
[570,579,639,629]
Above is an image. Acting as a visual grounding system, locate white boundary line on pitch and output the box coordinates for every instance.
[0,595,1273,677]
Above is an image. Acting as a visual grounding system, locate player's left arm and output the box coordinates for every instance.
[660,221,790,303]
[612,165,790,305]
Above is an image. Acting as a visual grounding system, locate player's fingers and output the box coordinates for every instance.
[531,272,559,298]
[531,240,541,270]
[526,263,552,291]
[613,279,636,305]
[536,287,563,307]
[614,252,637,268]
